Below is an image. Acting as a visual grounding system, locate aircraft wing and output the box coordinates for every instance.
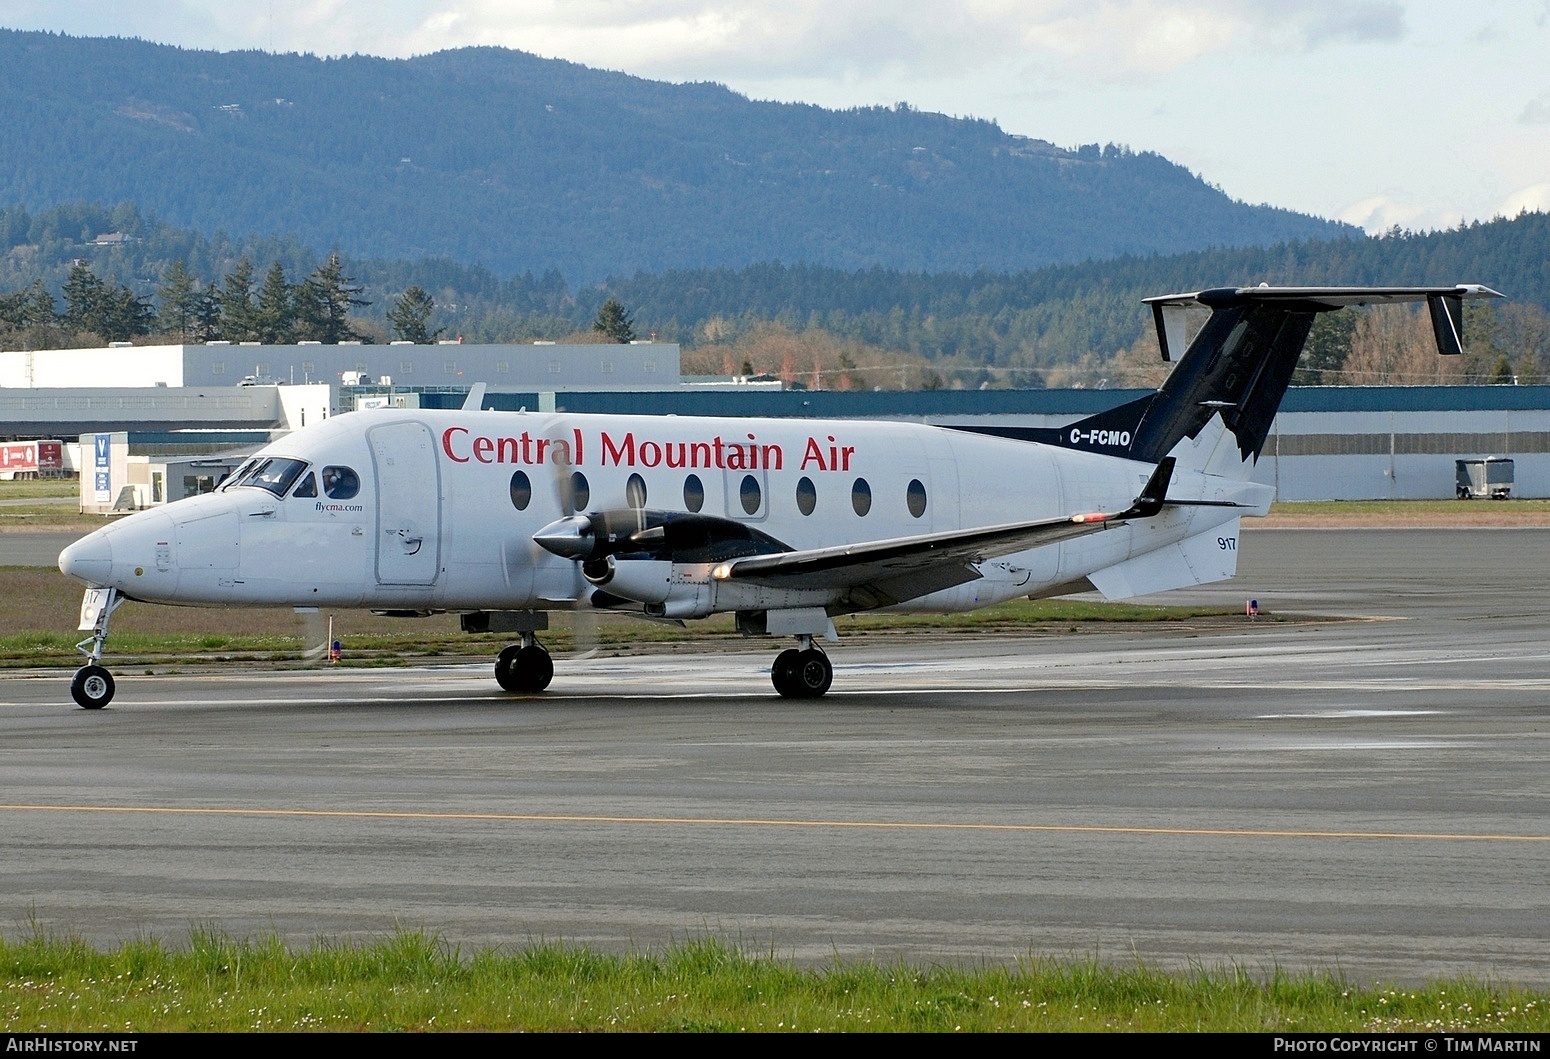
[711,459,1176,609]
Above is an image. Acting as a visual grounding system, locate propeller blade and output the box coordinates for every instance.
[294,606,330,665]
[568,601,600,661]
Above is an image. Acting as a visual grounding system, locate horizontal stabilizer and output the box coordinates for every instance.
[1135,283,1503,468]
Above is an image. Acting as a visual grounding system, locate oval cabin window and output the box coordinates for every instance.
[851,478,871,517]
[683,474,705,513]
[740,474,762,516]
[796,476,817,516]
[510,470,532,511]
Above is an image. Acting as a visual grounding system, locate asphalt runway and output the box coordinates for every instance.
[3,527,1549,984]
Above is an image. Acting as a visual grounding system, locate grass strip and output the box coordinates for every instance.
[0,577,1244,669]
[3,931,1545,1032]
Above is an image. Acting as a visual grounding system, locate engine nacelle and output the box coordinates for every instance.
[585,557,715,619]
[645,594,714,620]
[583,556,670,601]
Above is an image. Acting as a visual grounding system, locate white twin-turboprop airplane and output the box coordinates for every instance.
[58,284,1500,708]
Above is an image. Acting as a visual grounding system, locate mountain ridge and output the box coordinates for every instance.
[0,29,1354,282]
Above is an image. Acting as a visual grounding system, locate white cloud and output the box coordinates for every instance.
[1339,195,1422,233]
[1018,0,1402,76]
[1338,182,1550,236]
[201,1,1406,82]
[1335,193,1478,235]
[1498,183,1550,218]
[0,1,1413,80]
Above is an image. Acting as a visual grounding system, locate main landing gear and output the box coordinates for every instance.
[495,634,554,693]
[770,635,833,699]
[71,587,124,709]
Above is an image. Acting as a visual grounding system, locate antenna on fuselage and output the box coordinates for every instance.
[461,383,487,412]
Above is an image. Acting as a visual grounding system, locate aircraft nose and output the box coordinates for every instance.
[59,532,113,586]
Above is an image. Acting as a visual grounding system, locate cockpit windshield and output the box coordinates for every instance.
[230,457,308,497]
[220,458,259,492]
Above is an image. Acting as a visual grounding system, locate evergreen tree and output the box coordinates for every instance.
[155,260,200,340]
[0,289,23,330]
[593,297,635,343]
[387,285,440,343]
[256,261,296,344]
[220,258,259,341]
[98,285,155,342]
[1293,309,1357,385]
[298,252,370,343]
[60,262,107,334]
[192,288,224,343]
[0,280,62,348]
[23,281,57,328]
[58,262,153,342]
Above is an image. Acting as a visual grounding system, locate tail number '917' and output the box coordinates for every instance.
[1218,537,1237,551]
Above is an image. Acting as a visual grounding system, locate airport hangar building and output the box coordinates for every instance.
[2,341,1549,507]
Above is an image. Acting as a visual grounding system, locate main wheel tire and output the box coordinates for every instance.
[793,648,833,698]
[515,645,554,692]
[496,644,553,693]
[494,644,523,691]
[71,665,115,709]
[771,648,802,697]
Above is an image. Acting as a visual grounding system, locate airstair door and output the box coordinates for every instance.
[369,420,442,586]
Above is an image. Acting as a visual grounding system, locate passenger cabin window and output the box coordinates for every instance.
[569,471,591,511]
[292,473,318,499]
[321,466,360,500]
[796,476,817,516]
[851,478,871,516]
[683,474,705,513]
[906,478,927,518]
[739,474,762,516]
[510,470,532,511]
[626,473,647,509]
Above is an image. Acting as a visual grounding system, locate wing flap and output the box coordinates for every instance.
[713,459,1176,606]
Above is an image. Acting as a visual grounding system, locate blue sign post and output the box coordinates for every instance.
[93,433,111,504]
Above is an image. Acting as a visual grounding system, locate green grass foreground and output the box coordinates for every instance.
[2,932,1546,1033]
[0,584,1242,669]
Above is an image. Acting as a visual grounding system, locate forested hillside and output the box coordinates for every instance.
[600,210,1550,371]
[2,203,1545,389]
[0,30,1351,282]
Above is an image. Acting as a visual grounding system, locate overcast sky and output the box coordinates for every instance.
[3,0,1546,233]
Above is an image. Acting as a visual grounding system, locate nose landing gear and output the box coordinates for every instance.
[771,635,833,699]
[71,587,123,709]
[71,666,115,710]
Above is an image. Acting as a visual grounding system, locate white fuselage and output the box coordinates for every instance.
[59,407,1249,615]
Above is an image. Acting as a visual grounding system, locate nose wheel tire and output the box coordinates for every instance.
[495,643,554,693]
[771,647,832,699]
[71,665,115,709]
